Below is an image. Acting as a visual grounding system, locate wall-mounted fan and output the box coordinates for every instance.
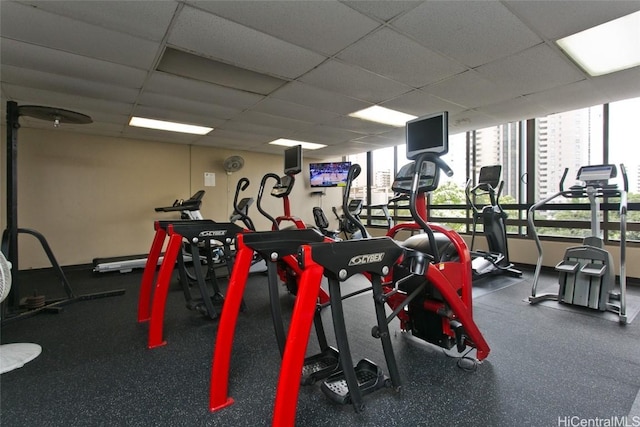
[0,252,42,374]
[223,156,245,175]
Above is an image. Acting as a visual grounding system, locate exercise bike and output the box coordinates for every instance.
[465,165,521,279]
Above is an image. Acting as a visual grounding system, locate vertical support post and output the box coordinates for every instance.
[4,101,20,309]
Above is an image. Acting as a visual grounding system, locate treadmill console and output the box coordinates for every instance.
[575,164,617,189]
[347,199,364,215]
[477,165,501,190]
[271,175,294,198]
[391,161,439,194]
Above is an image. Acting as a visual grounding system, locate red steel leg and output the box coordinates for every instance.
[272,249,324,427]
[147,232,183,349]
[137,223,167,322]
[209,237,254,412]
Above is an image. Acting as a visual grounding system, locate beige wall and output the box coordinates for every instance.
[0,127,343,269]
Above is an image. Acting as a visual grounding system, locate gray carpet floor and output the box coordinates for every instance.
[1,264,639,426]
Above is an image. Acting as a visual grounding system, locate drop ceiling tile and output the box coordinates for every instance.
[298,60,412,103]
[423,70,520,109]
[590,66,640,102]
[475,44,585,95]
[1,2,160,69]
[145,72,264,110]
[169,5,327,79]
[136,92,240,121]
[314,141,376,156]
[477,96,547,124]
[352,134,403,147]
[251,98,340,124]
[219,120,287,138]
[227,110,313,133]
[341,1,423,22]
[188,0,380,56]
[16,0,178,41]
[448,109,496,134]
[270,82,369,115]
[523,80,611,114]
[392,1,541,67]
[2,65,140,103]
[504,0,640,40]
[289,125,363,145]
[337,27,466,88]
[1,39,148,88]
[378,127,406,141]
[200,128,272,145]
[380,89,465,117]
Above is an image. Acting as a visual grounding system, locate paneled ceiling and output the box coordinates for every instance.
[1,1,639,159]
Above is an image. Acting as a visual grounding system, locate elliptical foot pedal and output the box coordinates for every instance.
[320,359,387,405]
[301,347,340,385]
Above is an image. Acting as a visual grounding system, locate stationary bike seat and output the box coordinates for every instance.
[401,232,458,262]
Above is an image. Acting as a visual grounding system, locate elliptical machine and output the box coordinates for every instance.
[528,164,628,324]
[465,165,521,279]
[312,199,370,240]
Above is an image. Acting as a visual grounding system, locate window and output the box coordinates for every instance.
[531,106,604,238]
[346,152,368,205]
[608,97,640,242]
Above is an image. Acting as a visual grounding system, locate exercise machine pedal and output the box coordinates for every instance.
[301,346,340,385]
[320,359,387,405]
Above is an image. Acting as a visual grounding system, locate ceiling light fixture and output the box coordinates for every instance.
[556,10,640,76]
[129,116,213,135]
[269,138,326,150]
[349,105,417,127]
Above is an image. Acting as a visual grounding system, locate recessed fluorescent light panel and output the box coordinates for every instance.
[556,10,640,76]
[349,106,417,127]
[269,138,326,150]
[129,117,213,135]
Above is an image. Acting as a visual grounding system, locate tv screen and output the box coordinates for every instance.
[309,161,352,187]
[406,111,449,160]
[284,145,302,175]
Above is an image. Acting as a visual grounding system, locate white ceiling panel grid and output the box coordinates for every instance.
[1,0,639,160]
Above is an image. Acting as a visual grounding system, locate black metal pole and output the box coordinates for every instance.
[5,101,20,309]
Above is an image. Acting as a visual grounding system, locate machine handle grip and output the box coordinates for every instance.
[434,157,454,177]
[620,163,628,192]
[559,168,569,192]
[257,173,281,230]
[342,164,368,239]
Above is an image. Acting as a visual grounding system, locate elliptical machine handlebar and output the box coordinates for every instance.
[433,156,454,178]
[341,164,369,240]
[409,153,446,263]
[257,173,281,230]
[232,178,255,231]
